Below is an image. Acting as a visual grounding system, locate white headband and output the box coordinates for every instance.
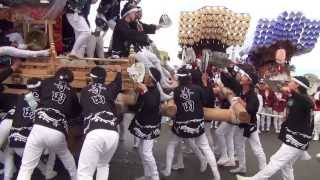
[234,66,252,81]
[241,70,252,81]
[122,7,139,18]
[293,78,309,90]
[26,81,41,89]
[176,73,191,77]
[176,64,192,77]
[90,73,98,78]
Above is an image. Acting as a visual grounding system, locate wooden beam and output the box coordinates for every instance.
[2,88,28,95]
[56,56,129,63]
[48,22,56,74]
[17,20,56,25]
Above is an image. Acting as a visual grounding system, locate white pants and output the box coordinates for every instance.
[204,122,215,149]
[66,13,91,58]
[0,46,48,58]
[251,144,306,180]
[134,136,141,147]
[87,18,116,58]
[256,114,262,132]
[273,111,284,133]
[138,139,159,180]
[120,113,135,141]
[86,35,105,58]
[4,147,56,180]
[168,135,205,170]
[0,119,13,165]
[4,148,23,180]
[0,119,12,148]
[313,111,320,139]
[215,122,235,162]
[78,129,119,180]
[165,133,220,179]
[17,125,77,180]
[135,48,171,88]
[261,107,272,131]
[234,127,267,170]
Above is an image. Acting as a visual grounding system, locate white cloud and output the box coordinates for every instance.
[89,0,320,75]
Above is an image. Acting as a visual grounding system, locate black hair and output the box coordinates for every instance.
[55,67,74,83]
[149,67,161,83]
[294,76,310,95]
[177,66,192,86]
[178,76,191,86]
[298,86,307,95]
[0,19,13,33]
[90,66,106,84]
[191,69,204,87]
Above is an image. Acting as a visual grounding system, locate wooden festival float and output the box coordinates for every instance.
[247,11,320,90]
[178,6,252,123]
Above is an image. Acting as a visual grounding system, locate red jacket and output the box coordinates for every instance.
[261,89,276,108]
[272,95,287,112]
[314,100,320,111]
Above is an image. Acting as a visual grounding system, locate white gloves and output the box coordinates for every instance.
[24,92,38,111]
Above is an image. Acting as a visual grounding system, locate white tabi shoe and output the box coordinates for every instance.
[316,153,320,161]
[161,169,171,177]
[230,167,247,174]
[217,158,229,166]
[223,160,236,167]
[236,175,252,180]
[172,163,185,170]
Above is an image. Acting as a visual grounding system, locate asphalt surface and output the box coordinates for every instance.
[3,123,320,180]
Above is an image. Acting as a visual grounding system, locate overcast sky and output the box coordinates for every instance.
[88,0,320,76]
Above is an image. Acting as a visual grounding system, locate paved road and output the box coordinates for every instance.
[3,123,320,180]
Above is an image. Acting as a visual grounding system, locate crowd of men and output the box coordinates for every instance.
[0,0,319,180]
[0,60,317,180]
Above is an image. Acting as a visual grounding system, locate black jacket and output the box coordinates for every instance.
[66,0,88,15]
[34,78,81,136]
[0,66,13,83]
[202,85,216,108]
[220,71,242,96]
[239,88,259,137]
[9,93,39,148]
[95,0,121,31]
[1,108,15,123]
[0,30,15,66]
[0,32,11,46]
[80,73,122,134]
[83,0,92,18]
[97,0,120,20]
[129,86,161,140]
[201,85,216,123]
[129,21,157,35]
[220,99,230,109]
[279,92,314,150]
[112,19,150,56]
[172,84,205,138]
